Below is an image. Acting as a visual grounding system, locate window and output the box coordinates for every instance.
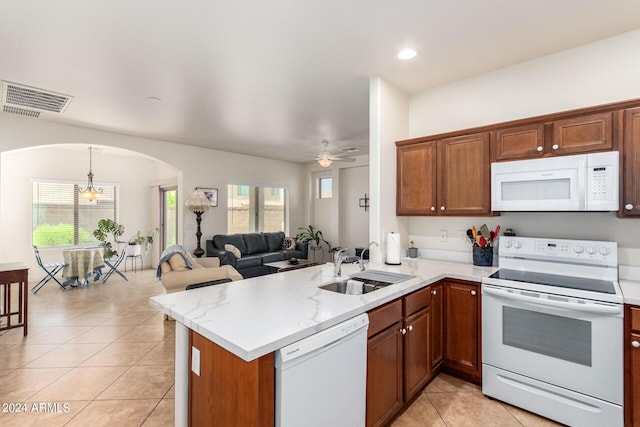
[227,185,286,234]
[32,181,118,248]
[319,177,332,199]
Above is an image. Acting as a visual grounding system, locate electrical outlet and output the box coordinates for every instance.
[191,346,201,376]
[440,230,447,243]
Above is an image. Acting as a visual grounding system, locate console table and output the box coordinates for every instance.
[0,262,28,336]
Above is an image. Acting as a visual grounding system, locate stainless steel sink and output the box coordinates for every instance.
[319,270,415,295]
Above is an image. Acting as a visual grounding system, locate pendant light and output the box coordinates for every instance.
[78,146,103,202]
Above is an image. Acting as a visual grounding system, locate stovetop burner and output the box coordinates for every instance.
[489,269,616,294]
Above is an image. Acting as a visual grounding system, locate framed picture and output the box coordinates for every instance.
[196,187,218,207]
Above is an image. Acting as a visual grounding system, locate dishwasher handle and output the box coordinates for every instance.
[482,286,622,315]
[276,314,369,364]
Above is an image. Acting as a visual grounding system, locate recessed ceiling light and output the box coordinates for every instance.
[397,48,417,60]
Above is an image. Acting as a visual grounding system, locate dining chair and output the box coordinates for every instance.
[32,245,67,293]
[101,244,129,283]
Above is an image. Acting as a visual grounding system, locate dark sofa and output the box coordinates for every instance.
[205,232,309,278]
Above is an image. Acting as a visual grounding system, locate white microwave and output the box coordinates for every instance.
[491,151,619,211]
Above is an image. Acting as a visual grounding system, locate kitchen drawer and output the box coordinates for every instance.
[403,287,431,317]
[631,307,640,332]
[368,299,402,337]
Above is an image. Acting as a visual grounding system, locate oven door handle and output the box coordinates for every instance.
[482,286,622,315]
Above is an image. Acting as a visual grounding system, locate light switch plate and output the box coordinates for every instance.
[191,346,200,376]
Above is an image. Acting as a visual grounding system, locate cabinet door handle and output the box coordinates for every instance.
[471,290,477,296]
[408,325,413,332]
[431,289,437,295]
[625,204,634,211]
[400,328,407,335]
[536,146,543,152]
[633,341,640,348]
[431,207,436,211]
[552,144,559,150]
[440,206,445,211]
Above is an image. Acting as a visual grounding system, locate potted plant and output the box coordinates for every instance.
[295,225,330,248]
[93,219,125,259]
[128,228,159,258]
[296,225,331,262]
[407,240,418,258]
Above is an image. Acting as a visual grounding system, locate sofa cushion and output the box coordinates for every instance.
[264,231,285,252]
[213,233,247,255]
[235,254,263,269]
[225,244,242,259]
[261,252,285,263]
[243,233,268,255]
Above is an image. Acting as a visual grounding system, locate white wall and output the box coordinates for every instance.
[407,29,640,266]
[0,115,308,277]
[339,165,369,253]
[370,77,410,264]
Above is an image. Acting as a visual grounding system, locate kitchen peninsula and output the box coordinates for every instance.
[149,260,495,426]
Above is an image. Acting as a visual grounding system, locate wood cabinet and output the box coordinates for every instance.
[429,282,444,370]
[396,133,491,216]
[366,288,431,427]
[494,123,546,161]
[443,279,481,378]
[622,107,640,216]
[396,141,437,216]
[625,305,640,427]
[189,330,274,427]
[493,112,613,162]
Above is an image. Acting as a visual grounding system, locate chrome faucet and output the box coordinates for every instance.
[334,248,349,277]
[359,241,379,271]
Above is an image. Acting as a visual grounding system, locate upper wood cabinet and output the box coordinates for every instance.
[494,124,546,161]
[493,112,614,162]
[396,141,437,216]
[552,112,613,155]
[622,107,640,216]
[396,133,491,216]
[438,133,491,215]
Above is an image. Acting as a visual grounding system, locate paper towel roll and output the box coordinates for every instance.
[386,233,401,265]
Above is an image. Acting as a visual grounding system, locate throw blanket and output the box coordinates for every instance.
[156,244,193,280]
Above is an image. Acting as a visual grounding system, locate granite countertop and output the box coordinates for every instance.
[149,259,496,362]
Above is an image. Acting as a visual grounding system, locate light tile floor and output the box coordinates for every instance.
[0,268,563,426]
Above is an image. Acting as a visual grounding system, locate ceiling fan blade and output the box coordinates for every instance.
[331,157,356,163]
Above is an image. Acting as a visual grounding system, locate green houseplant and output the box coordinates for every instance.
[93,219,125,259]
[93,219,158,259]
[127,228,159,258]
[295,225,330,248]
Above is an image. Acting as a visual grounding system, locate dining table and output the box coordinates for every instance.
[62,246,105,287]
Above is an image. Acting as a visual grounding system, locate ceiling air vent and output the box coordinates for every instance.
[1,81,72,115]
[3,105,41,118]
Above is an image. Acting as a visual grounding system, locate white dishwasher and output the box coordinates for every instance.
[275,313,369,427]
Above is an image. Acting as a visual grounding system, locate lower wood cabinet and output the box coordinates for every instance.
[366,288,431,427]
[429,282,444,370]
[443,279,481,379]
[189,331,274,427]
[625,305,640,426]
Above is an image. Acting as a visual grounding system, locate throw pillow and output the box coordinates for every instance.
[282,237,296,251]
[225,243,242,259]
[168,253,188,271]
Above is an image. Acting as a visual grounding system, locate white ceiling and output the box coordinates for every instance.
[1,1,639,163]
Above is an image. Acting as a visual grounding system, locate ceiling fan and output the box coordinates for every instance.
[315,140,357,168]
